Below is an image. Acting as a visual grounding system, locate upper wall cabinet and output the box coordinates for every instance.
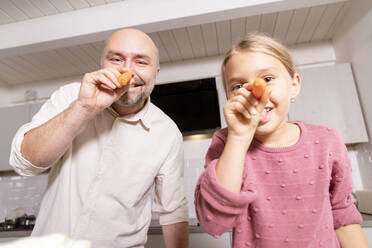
[0,101,44,171]
[289,63,368,144]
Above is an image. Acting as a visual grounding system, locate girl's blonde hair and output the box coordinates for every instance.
[221,33,296,92]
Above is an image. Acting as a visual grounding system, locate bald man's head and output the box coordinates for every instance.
[100,28,160,109]
[101,28,159,68]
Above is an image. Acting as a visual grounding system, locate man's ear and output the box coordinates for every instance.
[290,73,301,99]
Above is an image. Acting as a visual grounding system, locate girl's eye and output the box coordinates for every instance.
[232,84,243,91]
[264,76,274,83]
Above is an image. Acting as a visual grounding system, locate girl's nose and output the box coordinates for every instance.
[243,81,253,91]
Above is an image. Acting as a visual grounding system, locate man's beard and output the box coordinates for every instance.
[115,78,155,108]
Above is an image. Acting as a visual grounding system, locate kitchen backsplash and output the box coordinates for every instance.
[0,172,48,221]
[0,159,205,224]
[0,145,364,223]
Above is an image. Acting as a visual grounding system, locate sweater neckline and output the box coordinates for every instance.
[250,122,306,153]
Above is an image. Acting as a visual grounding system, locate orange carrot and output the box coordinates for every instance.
[252,78,267,99]
[118,71,132,86]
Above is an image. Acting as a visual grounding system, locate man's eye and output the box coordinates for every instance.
[110,57,122,62]
[137,60,148,65]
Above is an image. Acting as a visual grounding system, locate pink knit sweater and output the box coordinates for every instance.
[194,122,362,248]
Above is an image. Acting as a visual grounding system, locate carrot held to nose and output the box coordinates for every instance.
[118,71,133,86]
[251,78,267,99]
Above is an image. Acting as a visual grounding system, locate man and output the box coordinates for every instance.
[9,28,189,248]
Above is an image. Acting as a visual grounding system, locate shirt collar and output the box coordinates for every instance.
[107,99,151,130]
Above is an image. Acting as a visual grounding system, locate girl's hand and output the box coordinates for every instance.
[77,67,131,115]
[224,83,271,139]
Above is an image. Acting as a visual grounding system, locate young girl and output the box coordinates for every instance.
[194,34,368,248]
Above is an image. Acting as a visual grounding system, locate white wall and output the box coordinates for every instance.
[333,0,372,189]
[0,86,10,106]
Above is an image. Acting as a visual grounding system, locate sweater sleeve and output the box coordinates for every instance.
[194,130,257,237]
[329,133,362,229]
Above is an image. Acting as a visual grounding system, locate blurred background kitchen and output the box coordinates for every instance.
[0,0,372,247]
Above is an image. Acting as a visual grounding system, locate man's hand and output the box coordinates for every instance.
[77,67,131,116]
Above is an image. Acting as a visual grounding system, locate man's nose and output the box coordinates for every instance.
[122,60,134,71]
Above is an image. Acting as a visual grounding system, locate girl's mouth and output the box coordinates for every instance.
[260,106,273,124]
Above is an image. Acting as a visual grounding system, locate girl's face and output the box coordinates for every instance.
[224,51,301,137]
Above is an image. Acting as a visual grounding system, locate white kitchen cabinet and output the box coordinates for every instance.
[0,237,20,243]
[146,232,231,248]
[362,228,372,247]
[0,104,29,171]
[0,101,45,171]
[289,63,368,144]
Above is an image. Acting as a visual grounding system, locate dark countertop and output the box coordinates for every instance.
[0,226,207,238]
[1,215,371,238]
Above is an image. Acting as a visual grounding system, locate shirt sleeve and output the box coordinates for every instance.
[330,133,362,229]
[194,131,257,237]
[9,83,80,176]
[152,131,189,225]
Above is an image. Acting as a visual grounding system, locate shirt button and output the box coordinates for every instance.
[268,223,274,228]
[252,156,257,160]
[312,209,318,214]
[329,152,333,156]
[296,195,301,200]
[314,140,319,144]
[255,233,260,239]
[278,158,283,163]
[319,164,325,169]
[280,183,286,188]
[266,196,271,201]
[265,170,271,174]
[304,154,309,158]
[245,242,251,247]
[298,224,304,229]
[281,210,287,215]
[284,237,289,243]
[309,180,314,185]
[293,169,298,174]
[236,229,242,233]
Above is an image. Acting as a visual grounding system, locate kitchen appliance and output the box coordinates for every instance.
[151,77,221,135]
[0,208,35,231]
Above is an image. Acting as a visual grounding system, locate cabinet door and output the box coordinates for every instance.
[289,63,368,144]
[362,228,372,247]
[0,104,29,171]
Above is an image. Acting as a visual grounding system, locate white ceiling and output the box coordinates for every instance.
[0,0,352,86]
